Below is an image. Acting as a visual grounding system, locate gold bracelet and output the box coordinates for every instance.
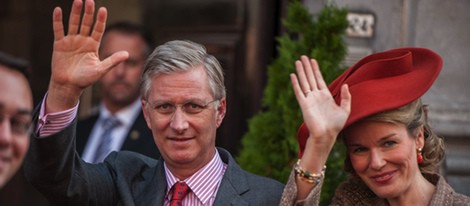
[294,159,326,184]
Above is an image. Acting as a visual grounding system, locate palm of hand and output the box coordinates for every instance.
[52,35,102,90]
[291,56,351,147]
[49,0,128,95]
[300,88,349,144]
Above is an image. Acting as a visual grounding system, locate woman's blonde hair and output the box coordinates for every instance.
[343,99,445,174]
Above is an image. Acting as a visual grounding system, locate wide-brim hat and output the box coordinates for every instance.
[297,47,442,157]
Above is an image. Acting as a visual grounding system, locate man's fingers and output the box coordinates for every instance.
[99,51,129,74]
[67,0,83,35]
[79,0,95,36]
[91,7,107,42]
[52,7,64,41]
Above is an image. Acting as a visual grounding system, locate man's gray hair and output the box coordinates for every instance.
[140,40,226,100]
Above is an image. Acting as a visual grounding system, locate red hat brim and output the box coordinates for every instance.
[297,47,442,158]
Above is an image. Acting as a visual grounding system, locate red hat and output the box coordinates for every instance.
[297,47,443,157]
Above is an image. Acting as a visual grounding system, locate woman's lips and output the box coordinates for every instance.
[371,171,395,183]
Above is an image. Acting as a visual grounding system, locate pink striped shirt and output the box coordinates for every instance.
[36,95,78,137]
[164,149,227,206]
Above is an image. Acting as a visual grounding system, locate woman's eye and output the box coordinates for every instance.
[383,141,397,148]
[352,147,367,153]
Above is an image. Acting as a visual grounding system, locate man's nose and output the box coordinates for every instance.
[113,62,126,76]
[169,109,189,134]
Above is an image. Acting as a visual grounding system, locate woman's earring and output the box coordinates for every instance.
[417,148,424,164]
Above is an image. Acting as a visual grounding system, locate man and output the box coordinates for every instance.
[0,51,33,188]
[24,0,283,205]
[77,22,160,163]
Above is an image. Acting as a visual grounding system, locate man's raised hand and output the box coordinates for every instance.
[47,0,128,112]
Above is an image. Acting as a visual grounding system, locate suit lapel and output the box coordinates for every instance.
[213,148,249,206]
[133,158,167,205]
[154,160,167,204]
[214,182,249,206]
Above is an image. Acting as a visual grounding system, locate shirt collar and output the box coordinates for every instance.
[99,98,142,127]
[164,149,227,204]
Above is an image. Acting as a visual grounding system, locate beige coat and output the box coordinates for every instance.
[280,171,470,206]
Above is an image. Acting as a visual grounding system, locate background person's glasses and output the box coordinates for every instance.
[0,112,32,136]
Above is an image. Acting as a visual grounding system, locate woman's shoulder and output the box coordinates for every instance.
[452,193,470,206]
[427,173,470,206]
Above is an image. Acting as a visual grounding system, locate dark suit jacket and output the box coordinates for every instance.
[24,109,284,206]
[76,111,160,159]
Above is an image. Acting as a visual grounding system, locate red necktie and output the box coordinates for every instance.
[170,181,190,206]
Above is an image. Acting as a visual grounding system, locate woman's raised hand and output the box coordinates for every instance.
[290,56,351,161]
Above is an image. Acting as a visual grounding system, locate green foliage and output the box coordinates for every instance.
[237,1,349,205]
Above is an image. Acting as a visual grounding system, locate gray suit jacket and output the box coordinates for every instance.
[24,110,283,206]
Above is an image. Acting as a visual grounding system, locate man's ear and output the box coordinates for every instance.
[141,99,152,129]
[215,98,226,128]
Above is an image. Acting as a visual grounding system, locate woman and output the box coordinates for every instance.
[280,48,470,205]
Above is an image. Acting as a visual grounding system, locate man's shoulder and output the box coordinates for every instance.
[102,151,162,182]
[215,148,283,204]
[217,148,284,198]
[217,147,283,184]
[106,150,159,168]
[241,168,285,195]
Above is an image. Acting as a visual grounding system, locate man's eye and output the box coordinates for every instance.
[124,59,139,67]
[155,104,175,114]
[184,103,204,114]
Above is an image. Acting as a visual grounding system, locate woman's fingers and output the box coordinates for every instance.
[310,59,327,90]
[340,84,352,114]
[297,56,328,95]
[290,73,305,101]
[301,56,317,92]
[295,60,311,95]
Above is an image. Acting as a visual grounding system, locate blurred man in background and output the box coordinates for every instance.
[76,22,160,163]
